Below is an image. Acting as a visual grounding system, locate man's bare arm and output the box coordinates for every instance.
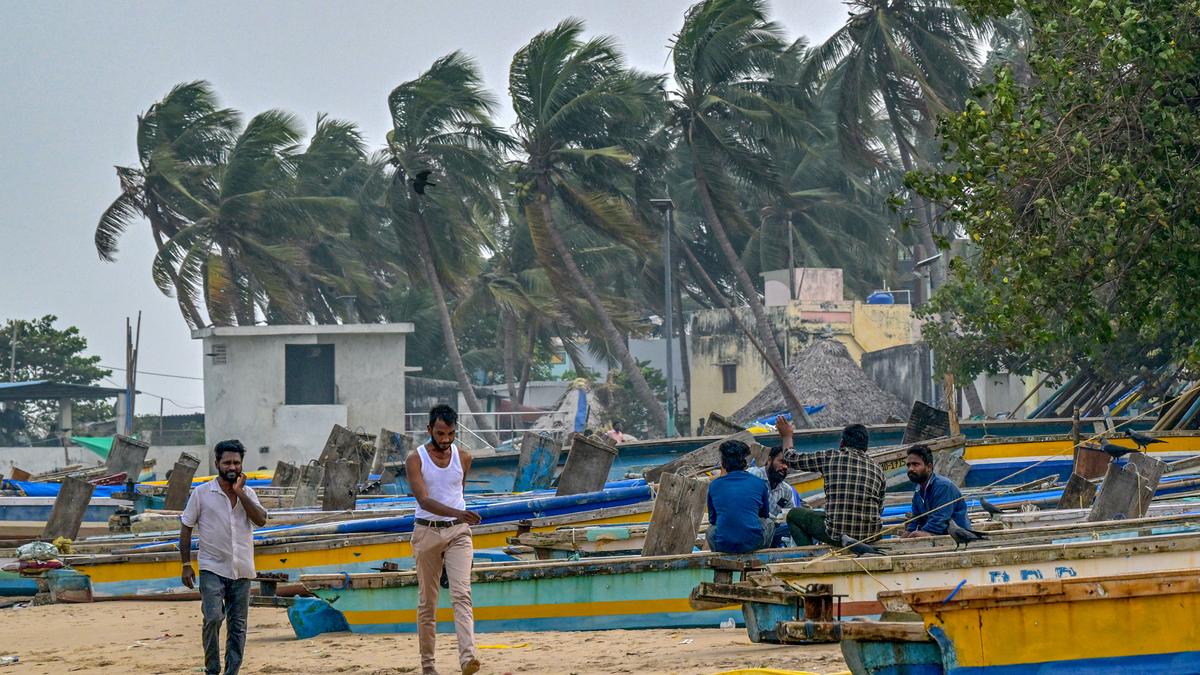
[407,453,481,524]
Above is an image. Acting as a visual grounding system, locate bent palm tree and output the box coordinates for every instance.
[153,110,359,325]
[508,19,669,434]
[96,81,240,327]
[385,52,512,445]
[669,0,814,425]
[802,0,987,288]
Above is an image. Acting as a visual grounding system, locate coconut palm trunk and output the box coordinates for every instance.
[410,206,499,447]
[691,167,813,427]
[535,175,668,434]
[879,75,944,289]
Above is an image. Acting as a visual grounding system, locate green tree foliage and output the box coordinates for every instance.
[0,317,112,443]
[910,0,1200,382]
[595,360,669,439]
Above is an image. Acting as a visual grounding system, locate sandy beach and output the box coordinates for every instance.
[0,602,847,674]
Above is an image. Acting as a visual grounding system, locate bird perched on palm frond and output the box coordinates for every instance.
[1100,441,1137,460]
[411,169,436,195]
[947,521,988,551]
[1127,430,1166,451]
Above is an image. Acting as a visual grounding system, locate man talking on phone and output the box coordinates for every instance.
[179,439,268,675]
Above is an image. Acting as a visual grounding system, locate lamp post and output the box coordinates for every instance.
[650,198,675,437]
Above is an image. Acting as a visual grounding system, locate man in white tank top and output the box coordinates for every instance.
[406,404,482,675]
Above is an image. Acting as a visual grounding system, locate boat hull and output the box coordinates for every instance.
[301,549,817,635]
[914,571,1200,674]
[67,502,653,598]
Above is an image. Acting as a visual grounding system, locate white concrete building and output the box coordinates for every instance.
[192,323,414,470]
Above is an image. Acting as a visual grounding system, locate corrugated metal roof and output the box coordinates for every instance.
[0,380,129,401]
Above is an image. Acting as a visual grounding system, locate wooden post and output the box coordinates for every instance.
[1071,407,1081,447]
[163,452,201,511]
[372,428,411,484]
[320,425,374,483]
[702,412,746,436]
[105,434,149,482]
[642,472,709,556]
[270,461,300,488]
[292,461,324,508]
[512,432,563,492]
[42,476,95,540]
[321,459,359,511]
[943,374,960,437]
[555,434,619,496]
[932,448,971,487]
[644,431,756,483]
[1087,452,1166,522]
[902,401,951,444]
[1056,473,1097,510]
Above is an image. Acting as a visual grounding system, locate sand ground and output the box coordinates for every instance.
[0,601,847,674]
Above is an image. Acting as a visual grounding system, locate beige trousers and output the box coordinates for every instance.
[412,522,476,673]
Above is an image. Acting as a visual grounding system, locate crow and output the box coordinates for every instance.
[411,169,436,195]
[840,533,884,557]
[947,520,988,551]
[1127,430,1166,451]
[1100,441,1137,460]
[979,497,1004,517]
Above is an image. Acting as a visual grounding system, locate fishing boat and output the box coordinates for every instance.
[63,490,655,598]
[293,511,1200,638]
[296,548,817,636]
[833,569,1200,674]
[761,529,1200,619]
[0,495,130,539]
[454,417,1158,492]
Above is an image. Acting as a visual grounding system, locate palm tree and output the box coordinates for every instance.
[508,19,670,434]
[96,81,240,328]
[668,0,816,426]
[152,110,361,325]
[802,0,987,288]
[385,51,512,444]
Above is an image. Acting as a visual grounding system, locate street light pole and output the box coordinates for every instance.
[650,198,675,438]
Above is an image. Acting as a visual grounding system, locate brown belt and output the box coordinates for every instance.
[415,518,461,528]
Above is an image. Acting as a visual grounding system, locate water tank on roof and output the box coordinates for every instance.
[866,291,895,305]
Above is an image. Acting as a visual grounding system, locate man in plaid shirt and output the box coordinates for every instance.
[777,417,886,546]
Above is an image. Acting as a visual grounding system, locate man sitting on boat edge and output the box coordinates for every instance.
[900,443,970,538]
[748,445,803,547]
[705,439,774,553]
[778,418,887,548]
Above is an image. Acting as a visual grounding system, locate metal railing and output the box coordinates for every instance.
[403,410,571,453]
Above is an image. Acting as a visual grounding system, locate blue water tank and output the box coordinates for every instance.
[866,291,895,305]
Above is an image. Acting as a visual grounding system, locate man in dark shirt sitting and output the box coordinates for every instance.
[705,439,772,553]
[780,419,886,547]
[900,444,970,538]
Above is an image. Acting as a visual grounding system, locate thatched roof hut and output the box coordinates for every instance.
[732,339,908,427]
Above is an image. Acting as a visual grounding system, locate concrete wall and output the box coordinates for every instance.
[762,268,844,306]
[1,444,209,479]
[690,299,917,420]
[194,324,412,469]
[973,373,1055,419]
[861,343,933,410]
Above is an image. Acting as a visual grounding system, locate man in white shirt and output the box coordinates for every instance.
[408,404,482,675]
[180,440,268,675]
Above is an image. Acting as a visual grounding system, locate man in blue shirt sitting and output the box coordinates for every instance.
[900,444,970,538]
[706,439,772,553]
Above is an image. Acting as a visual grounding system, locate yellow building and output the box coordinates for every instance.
[690,268,915,421]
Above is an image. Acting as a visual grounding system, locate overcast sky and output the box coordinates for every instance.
[0,0,847,416]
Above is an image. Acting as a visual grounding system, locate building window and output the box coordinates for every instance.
[721,364,737,393]
[285,344,335,405]
[210,344,227,365]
